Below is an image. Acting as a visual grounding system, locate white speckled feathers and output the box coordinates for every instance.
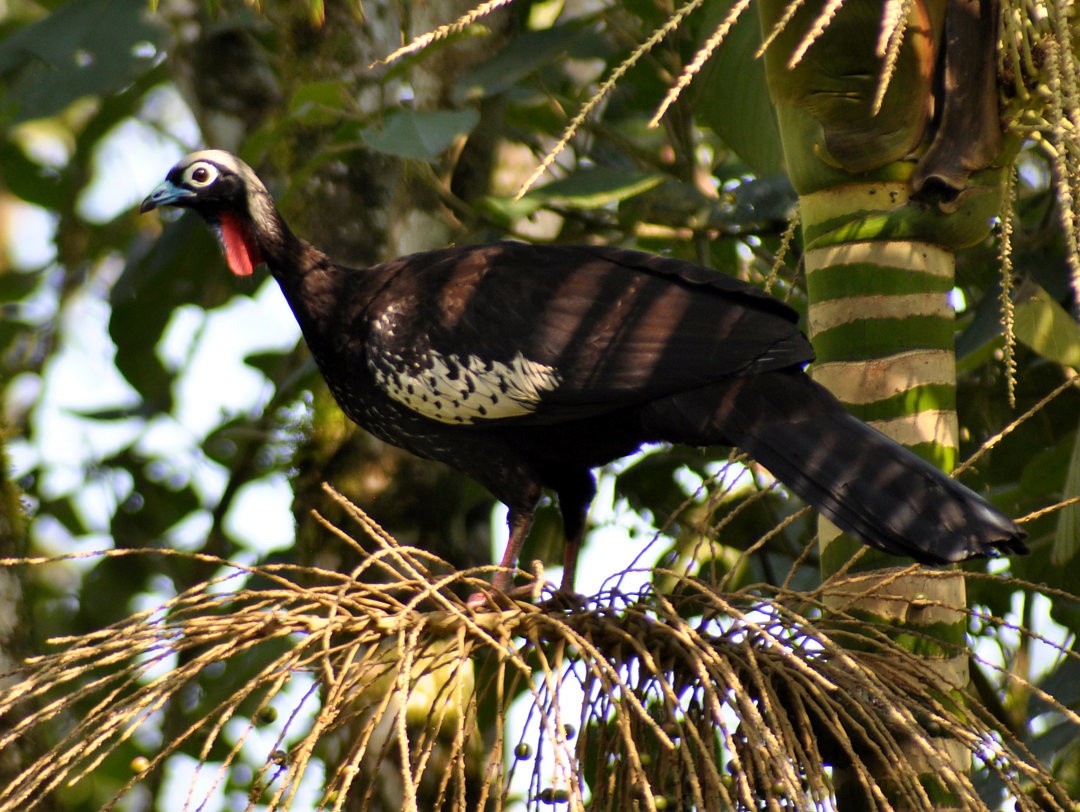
[371,350,560,424]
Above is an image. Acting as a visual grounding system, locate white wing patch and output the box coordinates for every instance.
[372,350,562,424]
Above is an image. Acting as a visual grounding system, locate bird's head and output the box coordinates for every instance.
[141,150,274,277]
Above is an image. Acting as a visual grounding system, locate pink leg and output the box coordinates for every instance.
[467,509,533,608]
[492,510,533,593]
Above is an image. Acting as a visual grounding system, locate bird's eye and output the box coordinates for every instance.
[184,163,219,188]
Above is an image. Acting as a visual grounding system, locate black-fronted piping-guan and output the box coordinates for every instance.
[141,150,1026,598]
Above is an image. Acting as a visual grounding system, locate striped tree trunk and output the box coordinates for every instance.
[803,197,972,809]
[757,0,1010,807]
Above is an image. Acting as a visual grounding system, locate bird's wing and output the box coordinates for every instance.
[362,243,814,426]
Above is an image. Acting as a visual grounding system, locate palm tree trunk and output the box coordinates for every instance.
[757,0,1010,807]
[804,220,972,810]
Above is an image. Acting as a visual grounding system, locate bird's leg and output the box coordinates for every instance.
[491,509,534,594]
[467,477,543,609]
[556,473,596,593]
[560,533,582,593]
[466,506,535,609]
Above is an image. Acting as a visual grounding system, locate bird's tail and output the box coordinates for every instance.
[642,370,1027,563]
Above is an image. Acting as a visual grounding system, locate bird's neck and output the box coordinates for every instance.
[256,216,349,349]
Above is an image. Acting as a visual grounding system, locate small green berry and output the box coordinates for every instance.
[538,787,569,804]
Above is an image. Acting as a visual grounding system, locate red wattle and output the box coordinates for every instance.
[218,213,261,276]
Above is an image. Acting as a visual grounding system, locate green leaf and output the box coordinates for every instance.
[0,265,45,304]
[453,22,590,103]
[288,80,349,125]
[693,0,785,177]
[201,416,250,467]
[359,108,480,161]
[1019,430,1072,513]
[1013,284,1080,368]
[956,278,1005,363]
[37,494,91,538]
[1053,427,1080,565]
[0,142,66,210]
[244,347,306,381]
[527,167,664,209]
[69,405,149,421]
[0,0,164,123]
[476,194,544,226]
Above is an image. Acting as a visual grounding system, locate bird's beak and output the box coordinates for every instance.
[139,180,196,214]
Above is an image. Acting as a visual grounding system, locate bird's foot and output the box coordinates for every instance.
[536,588,587,612]
[465,569,531,610]
[464,562,584,610]
[465,588,513,611]
[465,583,585,612]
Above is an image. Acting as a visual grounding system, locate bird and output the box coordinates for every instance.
[141,150,1027,599]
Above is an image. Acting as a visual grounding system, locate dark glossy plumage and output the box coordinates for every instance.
[142,150,1027,595]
